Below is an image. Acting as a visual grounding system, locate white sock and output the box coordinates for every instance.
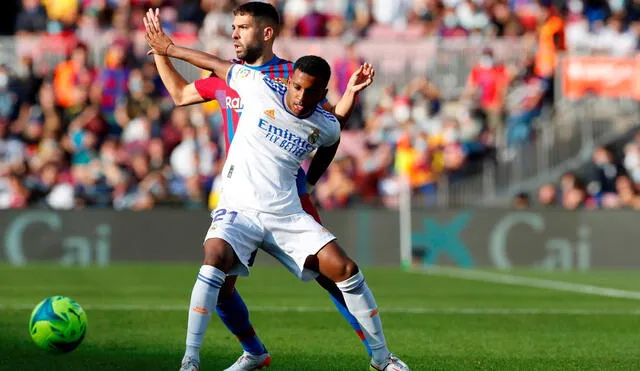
[336,271,390,364]
[183,265,226,362]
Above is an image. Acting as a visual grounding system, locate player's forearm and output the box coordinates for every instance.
[166,44,231,80]
[153,54,190,105]
[332,90,358,129]
[307,140,340,186]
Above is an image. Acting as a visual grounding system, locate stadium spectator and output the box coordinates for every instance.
[504,56,546,149]
[512,192,530,208]
[3,0,639,211]
[537,183,558,207]
[462,47,510,147]
[331,37,365,130]
[15,0,48,36]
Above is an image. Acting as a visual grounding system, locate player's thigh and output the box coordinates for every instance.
[204,207,263,277]
[262,212,336,281]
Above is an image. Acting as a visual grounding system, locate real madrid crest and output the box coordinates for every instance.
[308,129,320,145]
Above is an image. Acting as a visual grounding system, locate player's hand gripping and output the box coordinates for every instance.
[346,63,375,94]
[143,8,174,56]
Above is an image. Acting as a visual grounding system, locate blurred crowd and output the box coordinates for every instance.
[513,133,640,210]
[4,0,640,45]
[0,0,639,210]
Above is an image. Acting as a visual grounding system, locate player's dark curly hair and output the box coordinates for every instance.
[293,56,332,85]
[233,2,280,29]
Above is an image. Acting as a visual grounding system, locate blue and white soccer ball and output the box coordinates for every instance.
[29,296,88,353]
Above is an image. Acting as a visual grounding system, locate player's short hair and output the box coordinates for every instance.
[293,56,332,85]
[233,2,280,29]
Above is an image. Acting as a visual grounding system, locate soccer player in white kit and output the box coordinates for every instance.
[144,19,409,371]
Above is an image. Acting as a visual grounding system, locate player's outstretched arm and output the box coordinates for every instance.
[306,139,340,192]
[329,63,375,129]
[144,8,232,82]
[142,9,204,106]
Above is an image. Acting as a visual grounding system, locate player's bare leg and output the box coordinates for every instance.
[180,239,237,371]
[300,191,372,355]
[305,242,410,371]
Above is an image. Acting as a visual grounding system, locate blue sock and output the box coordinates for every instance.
[328,288,373,357]
[216,289,266,355]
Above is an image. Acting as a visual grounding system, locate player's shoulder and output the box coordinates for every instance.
[268,57,294,83]
[262,75,287,96]
[315,106,339,124]
[314,106,340,133]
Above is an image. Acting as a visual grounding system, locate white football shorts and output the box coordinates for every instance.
[203,206,336,281]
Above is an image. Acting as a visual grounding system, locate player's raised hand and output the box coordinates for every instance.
[347,63,375,94]
[143,8,174,56]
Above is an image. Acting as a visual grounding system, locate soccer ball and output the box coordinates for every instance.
[29,296,88,353]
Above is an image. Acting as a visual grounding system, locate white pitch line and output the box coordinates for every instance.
[418,266,640,300]
[1,303,640,315]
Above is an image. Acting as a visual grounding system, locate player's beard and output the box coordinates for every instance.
[238,44,264,64]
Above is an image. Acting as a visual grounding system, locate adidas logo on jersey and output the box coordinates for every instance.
[264,109,276,120]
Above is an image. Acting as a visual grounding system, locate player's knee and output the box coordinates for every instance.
[203,238,235,273]
[335,259,359,282]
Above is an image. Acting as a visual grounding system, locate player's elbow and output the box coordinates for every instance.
[173,95,188,107]
[173,85,202,107]
[172,91,195,107]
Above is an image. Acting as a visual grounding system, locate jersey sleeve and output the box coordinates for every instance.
[226,64,265,97]
[194,76,226,101]
[321,115,341,147]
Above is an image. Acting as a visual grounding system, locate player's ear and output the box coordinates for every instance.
[264,25,275,42]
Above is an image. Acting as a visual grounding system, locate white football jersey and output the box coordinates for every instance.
[217,64,341,215]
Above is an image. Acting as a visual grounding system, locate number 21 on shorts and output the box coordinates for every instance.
[211,208,238,224]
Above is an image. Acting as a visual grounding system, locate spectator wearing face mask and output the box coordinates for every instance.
[463,48,510,147]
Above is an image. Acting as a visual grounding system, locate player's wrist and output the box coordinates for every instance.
[164,42,175,56]
[346,86,360,96]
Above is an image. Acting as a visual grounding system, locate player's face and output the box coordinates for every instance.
[285,70,328,117]
[232,15,266,64]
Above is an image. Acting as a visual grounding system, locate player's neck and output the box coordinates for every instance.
[246,50,276,67]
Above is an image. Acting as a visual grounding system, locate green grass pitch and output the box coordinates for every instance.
[1,264,640,370]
